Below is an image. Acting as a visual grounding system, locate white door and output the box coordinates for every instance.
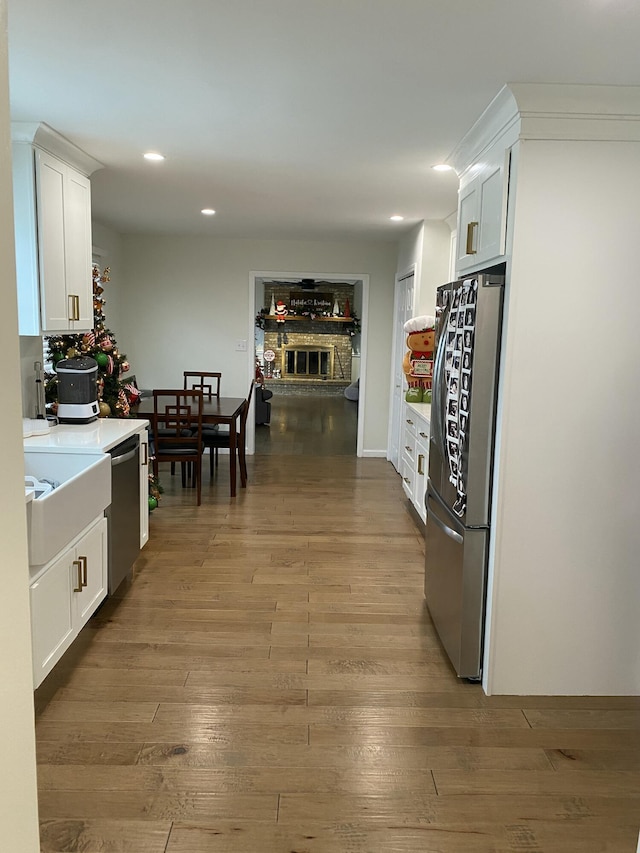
[388,271,415,472]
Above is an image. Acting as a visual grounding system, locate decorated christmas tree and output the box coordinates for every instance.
[45,265,140,417]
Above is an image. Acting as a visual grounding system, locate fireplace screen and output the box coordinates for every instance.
[282,345,334,378]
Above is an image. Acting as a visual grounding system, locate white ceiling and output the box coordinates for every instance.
[7,0,640,241]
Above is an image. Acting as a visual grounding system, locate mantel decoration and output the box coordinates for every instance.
[256,302,361,335]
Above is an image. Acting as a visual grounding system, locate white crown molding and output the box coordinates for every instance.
[450,83,640,175]
[11,121,103,176]
[448,86,519,176]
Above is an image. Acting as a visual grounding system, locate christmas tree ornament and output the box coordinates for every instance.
[98,401,111,418]
[95,352,109,368]
[148,495,158,511]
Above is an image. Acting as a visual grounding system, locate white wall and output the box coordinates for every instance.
[0,0,42,845]
[486,138,640,695]
[396,220,450,316]
[92,220,124,338]
[116,235,398,453]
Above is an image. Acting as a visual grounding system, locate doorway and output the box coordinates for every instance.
[248,271,369,456]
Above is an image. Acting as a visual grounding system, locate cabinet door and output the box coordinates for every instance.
[64,167,93,330]
[456,181,479,269]
[139,430,149,548]
[476,157,507,261]
[73,517,107,629]
[456,146,511,273]
[30,551,74,688]
[36,149,69,331]
[35,149,92,332]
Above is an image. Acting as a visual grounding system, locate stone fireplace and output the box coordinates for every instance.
[260,282,357,392]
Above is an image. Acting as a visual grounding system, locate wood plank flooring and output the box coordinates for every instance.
[34,398,640,851]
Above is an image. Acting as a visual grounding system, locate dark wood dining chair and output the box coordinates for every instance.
[183,371,222,469]
[183,371,221,398]
[204,381,253,486]
[151,390,204,505]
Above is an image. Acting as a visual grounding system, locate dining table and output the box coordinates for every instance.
[135,395,247,497]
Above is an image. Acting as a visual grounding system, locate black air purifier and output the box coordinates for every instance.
[56,356,100,423]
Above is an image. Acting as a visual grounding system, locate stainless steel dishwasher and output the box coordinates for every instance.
[106,435,140,594]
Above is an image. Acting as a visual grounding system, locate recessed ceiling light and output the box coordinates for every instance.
[143,152,165,161]
[432,164,453,172]
[390,215,404,222]
[201,209,216,216]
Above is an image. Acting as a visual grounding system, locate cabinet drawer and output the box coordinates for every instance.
[401,457,414,500]
[403,413,417,440]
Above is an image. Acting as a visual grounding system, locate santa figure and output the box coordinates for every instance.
[275,301,288,323]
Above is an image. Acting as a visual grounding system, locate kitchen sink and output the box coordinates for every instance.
[24,451,111,566]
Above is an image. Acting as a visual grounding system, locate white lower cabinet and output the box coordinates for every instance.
[30,515,107,688]
[400,403,430,523]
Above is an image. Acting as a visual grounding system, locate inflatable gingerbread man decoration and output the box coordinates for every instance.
[402,315,435,403]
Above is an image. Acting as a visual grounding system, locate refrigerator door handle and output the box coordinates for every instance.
[431,303,449,462]
[426,484,465,544]
[427,500,464,544]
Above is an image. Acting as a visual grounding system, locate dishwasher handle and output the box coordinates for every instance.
[110,436,139,466]
[112,447,137,466]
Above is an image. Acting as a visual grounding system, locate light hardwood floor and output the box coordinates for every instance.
[35,398,640,852]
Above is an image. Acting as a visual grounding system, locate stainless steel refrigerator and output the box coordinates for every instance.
[425,270,505,679]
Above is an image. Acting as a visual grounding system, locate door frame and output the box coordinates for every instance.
[387,264,416,471]
[248,270,370,456]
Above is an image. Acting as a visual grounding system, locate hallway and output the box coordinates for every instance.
[254,392,358,456]
[34,444,640,851]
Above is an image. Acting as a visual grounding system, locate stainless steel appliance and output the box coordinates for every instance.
[106,435,140,594]
[56,356,99,423]
[425,269,505,679]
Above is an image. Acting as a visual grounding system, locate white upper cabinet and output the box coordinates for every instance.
[11,123,102,335]
[451,91,519,274]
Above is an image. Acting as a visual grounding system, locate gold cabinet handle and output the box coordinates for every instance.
[466,221,478,255]
[73,559,83,592]
[79,555,88,588]
[417,454,425,475]
[68,294,80,321]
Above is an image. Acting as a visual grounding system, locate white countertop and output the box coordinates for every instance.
[406,402,431,424]
[23,418,148,454]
